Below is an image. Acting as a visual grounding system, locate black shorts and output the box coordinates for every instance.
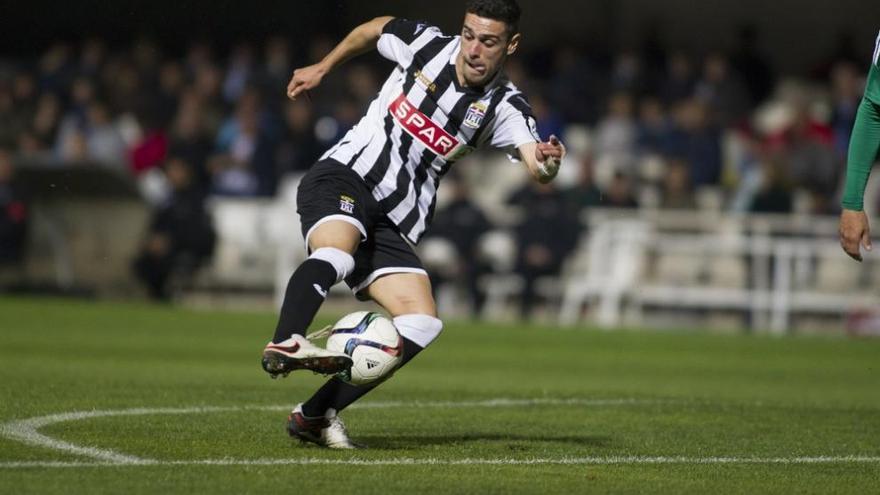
[297,159,426,299]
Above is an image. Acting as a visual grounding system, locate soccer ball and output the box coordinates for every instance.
[326,311,403,385]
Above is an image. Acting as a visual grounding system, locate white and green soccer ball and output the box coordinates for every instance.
[326,311,403,385]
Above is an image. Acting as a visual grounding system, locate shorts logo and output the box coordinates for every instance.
[339,195,355,214]
[389,93,464,160]
[463,101,487,129]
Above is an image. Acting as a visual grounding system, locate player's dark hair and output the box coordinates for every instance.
[465,0,521,38]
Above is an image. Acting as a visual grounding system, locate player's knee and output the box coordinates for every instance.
[389,292,437,317]
[309,247,355,284]
[392,314,443,348]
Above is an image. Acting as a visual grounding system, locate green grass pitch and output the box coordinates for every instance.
[0,297,878,494]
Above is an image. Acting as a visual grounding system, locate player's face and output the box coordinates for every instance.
[457,13,520,87]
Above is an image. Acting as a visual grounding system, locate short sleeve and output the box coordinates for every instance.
[488,93,542,162]
[377,18,443,67]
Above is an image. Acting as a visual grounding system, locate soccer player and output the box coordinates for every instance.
[840,31,880,261]
[261,0,566,448]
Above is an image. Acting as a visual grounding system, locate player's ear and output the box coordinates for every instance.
[506,33,520,56]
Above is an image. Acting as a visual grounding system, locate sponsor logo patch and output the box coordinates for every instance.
[389,93,467,160]
[413,70,437,94]
[339,195,355,214]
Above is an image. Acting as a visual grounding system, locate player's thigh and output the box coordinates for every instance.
[307,220,360,254]
[365,272,437,318]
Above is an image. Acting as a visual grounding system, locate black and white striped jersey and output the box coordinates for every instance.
[320,17,541,243]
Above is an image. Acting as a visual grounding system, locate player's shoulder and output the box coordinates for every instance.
[494,78,532,113]
[382,18,448,44]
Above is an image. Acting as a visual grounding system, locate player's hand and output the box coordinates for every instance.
[534,135,565,181]
[535,134,565,164]
[286,63,327,100]
[839,208,872,262]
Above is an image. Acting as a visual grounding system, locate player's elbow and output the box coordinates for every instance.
[366,16,394,38]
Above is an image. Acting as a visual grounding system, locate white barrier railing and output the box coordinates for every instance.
[558,212,879,333]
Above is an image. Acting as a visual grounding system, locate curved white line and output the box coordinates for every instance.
[0,398,654,464]
[5,398,877,469]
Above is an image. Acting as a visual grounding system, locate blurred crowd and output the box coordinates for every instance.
[0,27,874,305]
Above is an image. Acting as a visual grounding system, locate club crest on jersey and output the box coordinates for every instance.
[463,101,487,129]
[389,93,465,160]
[339,195,355,214]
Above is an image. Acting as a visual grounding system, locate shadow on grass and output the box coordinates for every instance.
[349,433,612,450]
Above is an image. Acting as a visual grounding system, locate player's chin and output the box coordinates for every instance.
[464,71,490,86]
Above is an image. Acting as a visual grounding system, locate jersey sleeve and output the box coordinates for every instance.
[377,18,443,67]
[840,30,880,211]
[488,93,542,162]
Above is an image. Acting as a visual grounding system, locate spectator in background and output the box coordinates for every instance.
[29,93,61,152]
[531,93,566,141]
[564,154,603,213]
[594,91,638,174]
[769,98,836,207]
[696,52,751,127]
[53,75,95,153]
[636,96,673,156]
[660,51,696,106]
[191,61,227,138]
[85,101,127,167]
[276,99,320,174]
[128,106,169,176]
[749,156,792,213]
[78,38,106,78]
[155,61,186,128]
[601,171,639,209]
[261,36,292,93]
[0,82,16,147]
[610,51,646,95]
[37,42,74,96]
[548,44,601,125]
[660,159,697,209]
[10,72,38,142]
[133,156,216,301]
[223,42,255,104]
[668,98,722,187]
[210,88,278,196]
[0,149,27,269]
[424,173,493,317]
[829,61,864,159]
[168,90,213,189]
[508,180,580,319]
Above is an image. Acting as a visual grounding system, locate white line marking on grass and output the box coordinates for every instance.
[5,397,875,469]
[0,407,239,465]
[0,398,657,463]
[1,456,879,469]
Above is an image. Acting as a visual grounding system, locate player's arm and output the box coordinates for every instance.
[839,93,880,261]
[517,136,566,184]
[287,16,394,100]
